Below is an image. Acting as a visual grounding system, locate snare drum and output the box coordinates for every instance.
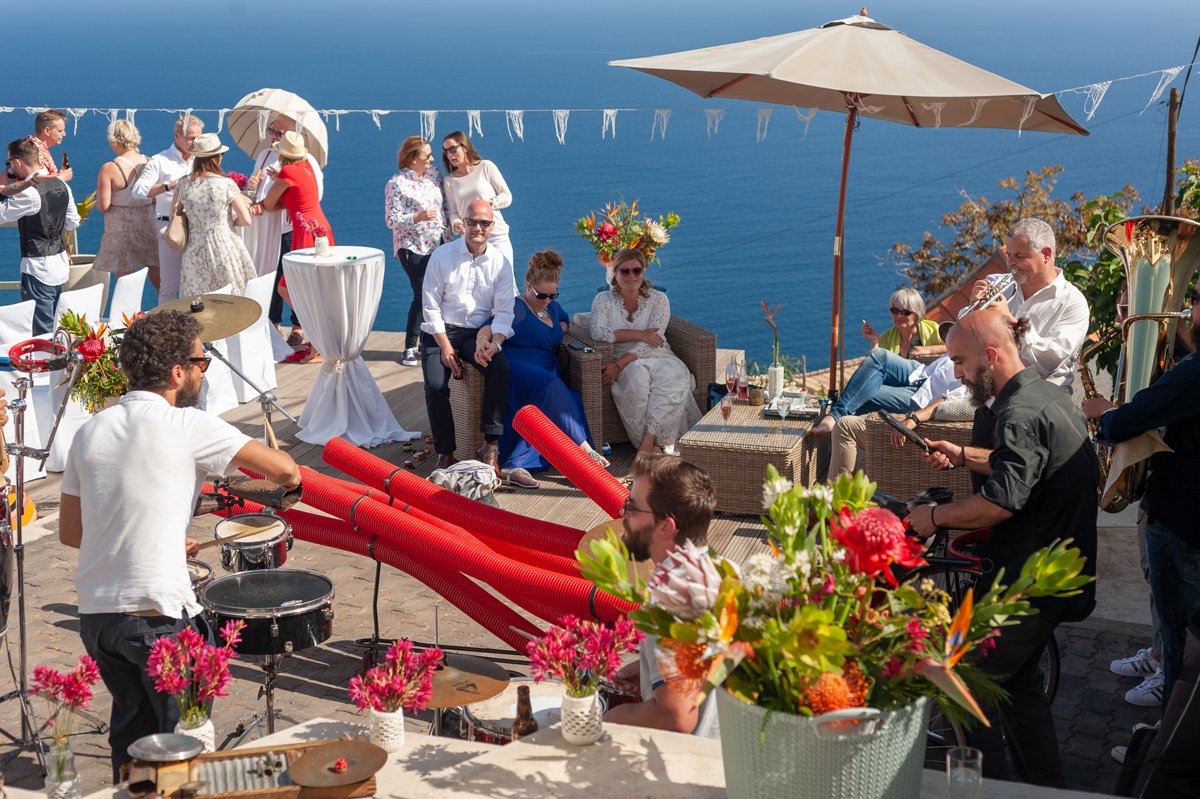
[199,569,334,657]
[214,512,292,572]
[461,680,607,745]
[187,559,213,597]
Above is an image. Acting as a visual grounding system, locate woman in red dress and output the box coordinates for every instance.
[256,131,333,363]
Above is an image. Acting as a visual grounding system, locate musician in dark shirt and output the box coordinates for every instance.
[1084,287,1200,699]
[909,309,1098,788]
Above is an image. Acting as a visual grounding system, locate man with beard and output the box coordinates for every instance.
[59,311,300,782]
[907,309,1097,788]
[604,453,719,737]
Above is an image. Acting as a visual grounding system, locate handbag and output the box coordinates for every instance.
[161,177,189,252]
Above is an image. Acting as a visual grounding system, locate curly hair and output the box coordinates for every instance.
[120,311,202,391]
[609,249,652,298]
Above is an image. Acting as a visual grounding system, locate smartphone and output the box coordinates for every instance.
[568,342,595,353]
[875,411,931,453]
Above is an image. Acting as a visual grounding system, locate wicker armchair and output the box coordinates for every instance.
[564,314,716,445]
[862,415,973,501]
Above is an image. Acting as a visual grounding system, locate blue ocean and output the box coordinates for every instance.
[9,0,1200,368]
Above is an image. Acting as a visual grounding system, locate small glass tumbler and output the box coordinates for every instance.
[946,746,983,797]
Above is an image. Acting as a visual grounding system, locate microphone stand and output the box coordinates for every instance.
[203,343,297,447]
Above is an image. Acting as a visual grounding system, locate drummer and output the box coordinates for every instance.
[58,310,300,782]
[604,453,719,738]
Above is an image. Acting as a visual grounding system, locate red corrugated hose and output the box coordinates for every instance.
[512,405,629,518]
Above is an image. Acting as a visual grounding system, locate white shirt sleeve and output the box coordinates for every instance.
[0,186,39,224]
[421,250,448,335]
[63,182,80,231]
[482,161,512,210]
[189,411,253,476]
[1020,287,1089,380]
[489,260,516,340]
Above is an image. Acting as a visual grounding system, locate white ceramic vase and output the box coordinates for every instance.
[560,691,603,745]
[767,365,785,401]
[174,715,216,753]
[369,708,406,752]
[314,236,330,257]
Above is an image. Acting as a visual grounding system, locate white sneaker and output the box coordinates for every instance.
[1111,745,1127,764]
[1111,647,1160,677]
[1124,669,1166,707]
[401,348,419,367]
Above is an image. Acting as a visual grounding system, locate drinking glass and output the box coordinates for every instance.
[719,395,733,431]
[725,361,738,397]
[946,746,983,797]
[776,398,791,430]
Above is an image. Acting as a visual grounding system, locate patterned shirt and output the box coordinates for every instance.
[27,136,59,175]
[384,166,448,256]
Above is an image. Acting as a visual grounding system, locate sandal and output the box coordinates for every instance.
[286,329,306,347]
[582,444,610,468]
[501,467,540,489]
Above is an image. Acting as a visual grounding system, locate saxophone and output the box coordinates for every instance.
[1076,336,1116,505]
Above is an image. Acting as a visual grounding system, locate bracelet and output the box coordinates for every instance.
[930,505,939,529]
[905,412,921,428]
[958,448,966,468]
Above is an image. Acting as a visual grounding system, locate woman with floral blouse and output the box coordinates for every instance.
[385,136,448,366]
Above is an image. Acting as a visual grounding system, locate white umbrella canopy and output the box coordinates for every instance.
[611,12,1088,382]
[227,88,329,168]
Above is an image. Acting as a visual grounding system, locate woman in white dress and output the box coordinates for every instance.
[590,249,700,454]
[176,133,255,296]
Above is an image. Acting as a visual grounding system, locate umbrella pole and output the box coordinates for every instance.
[829,105,857,399]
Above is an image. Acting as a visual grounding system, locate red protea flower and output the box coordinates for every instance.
[832,507,925,587]
[596,222,619,242]
[77,335,105,362]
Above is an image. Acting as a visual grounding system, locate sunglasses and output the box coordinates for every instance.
[530,289,559,300]
[443,143,463,154]
[268,127,286,138]
[464,218,493,229]
[188,355,211,373]
[618,266,644,276]
[889,307,916,316]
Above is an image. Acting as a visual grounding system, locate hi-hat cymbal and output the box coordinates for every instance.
[427,653,511,709]
[149,294,261,342]
[288,740,386,788]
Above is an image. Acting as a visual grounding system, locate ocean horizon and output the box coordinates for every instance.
[6,0,1200,369]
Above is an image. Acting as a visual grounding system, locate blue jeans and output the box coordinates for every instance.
[829,348,924,420]
[1144,518,1200,698]
[20,273,62,336]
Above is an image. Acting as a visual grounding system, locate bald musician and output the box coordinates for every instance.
[907,309,1097,788]
[59,311,300,782]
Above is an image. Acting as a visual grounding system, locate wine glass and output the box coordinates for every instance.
[725,360,738,398]
[776,398,791,429]
[720,395,733,431]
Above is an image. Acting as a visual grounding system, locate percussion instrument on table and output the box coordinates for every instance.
[460,679,609,745]
[211,512,293,572]
[199,569,333,657]
[186,559,213,598]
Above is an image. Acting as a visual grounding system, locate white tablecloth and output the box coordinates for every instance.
[282,246,419,446]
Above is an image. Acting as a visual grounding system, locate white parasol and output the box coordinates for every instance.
[227,88,329,168]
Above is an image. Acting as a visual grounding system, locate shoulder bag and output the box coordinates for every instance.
[161,176,189,252]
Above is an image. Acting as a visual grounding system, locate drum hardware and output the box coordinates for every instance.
[219,653,296,750]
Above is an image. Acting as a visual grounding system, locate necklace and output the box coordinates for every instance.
[536,310,549,320]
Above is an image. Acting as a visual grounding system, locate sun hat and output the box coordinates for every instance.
[273,130,308,160]
[191,133,229,159]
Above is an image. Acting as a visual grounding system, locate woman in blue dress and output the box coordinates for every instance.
[482,249,607,489]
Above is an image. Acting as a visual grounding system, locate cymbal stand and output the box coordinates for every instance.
[220,650,294,750]
[203,344,297,447]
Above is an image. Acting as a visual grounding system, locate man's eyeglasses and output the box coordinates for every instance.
[268,127,286,138]
[464,218,493,229]
[622,496,653,515]
[618,266,644,276]
[188,355,211,373]
[443,143,463,154]
[531,290,559,300]
[890,307,915,316]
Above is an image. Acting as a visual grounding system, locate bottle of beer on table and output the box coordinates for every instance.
[512,685,538,739]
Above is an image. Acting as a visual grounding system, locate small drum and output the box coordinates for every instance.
[214,512,292,572]
[186,559,213,597]
[199,569,333,657]
[461,680,606,745]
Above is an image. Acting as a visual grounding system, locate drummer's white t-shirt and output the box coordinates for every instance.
[640,635,720,739]
[62,391,251,618]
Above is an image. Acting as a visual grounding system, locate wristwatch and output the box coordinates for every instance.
[904,412,921,427]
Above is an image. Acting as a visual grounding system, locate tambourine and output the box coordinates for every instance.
[8,339,71,374]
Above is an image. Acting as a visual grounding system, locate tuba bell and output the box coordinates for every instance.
[1095,215,1200,511]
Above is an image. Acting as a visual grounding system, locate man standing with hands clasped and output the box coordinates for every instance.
[420,198,514,474]
[907,309,1097,788]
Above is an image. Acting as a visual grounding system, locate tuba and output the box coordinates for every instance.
[1096,215,1200,511]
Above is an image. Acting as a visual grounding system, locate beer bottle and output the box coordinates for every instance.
[512,685,538,739]
[60,152,69,171]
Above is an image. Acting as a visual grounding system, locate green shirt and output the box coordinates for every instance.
[878,319,942,357]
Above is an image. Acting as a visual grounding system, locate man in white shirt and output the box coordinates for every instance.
[0,138,79,335]
[132,115,203,303]
[421,199,515,473]
[59,310,300,781]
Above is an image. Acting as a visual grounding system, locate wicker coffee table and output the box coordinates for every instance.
[679,402,829,515]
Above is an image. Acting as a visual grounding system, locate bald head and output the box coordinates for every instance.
[947,310,1025,405]
[949,310,1020,359]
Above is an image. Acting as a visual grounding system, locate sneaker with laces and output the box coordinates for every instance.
[1111,647,1160,677]
[1111,745,1127,764]
[401,348,419,367]
[1124,668,1165,707]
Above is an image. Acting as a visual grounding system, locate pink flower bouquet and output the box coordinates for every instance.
[31,655,101,746]
[526,616,642,698]
[348,640,442,714]
[147,620,245,727]
[227,171,248,191]
[297,215,328,239]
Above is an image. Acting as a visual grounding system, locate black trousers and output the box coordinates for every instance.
[965,610,1065,788]
[420,328,508,455]
[268,230,299,328]
[398,249,432,351]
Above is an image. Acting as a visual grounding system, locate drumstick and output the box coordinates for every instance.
[193,521,279,551]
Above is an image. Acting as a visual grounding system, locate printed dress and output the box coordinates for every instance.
[178,176,256,296]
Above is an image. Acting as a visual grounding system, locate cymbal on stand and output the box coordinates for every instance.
[427,653,511,709]
[149,294,261,342]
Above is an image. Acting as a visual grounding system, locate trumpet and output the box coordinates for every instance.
[961,266,1019,315]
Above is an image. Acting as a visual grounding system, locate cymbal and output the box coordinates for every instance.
[582,519,655,584]
[149,294,261,342]
[288,740,386,788]
[427,653,510,709]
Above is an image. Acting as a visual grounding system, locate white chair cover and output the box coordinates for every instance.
[54,283,104,327]
[226,272,277,403]
[106,268,149,326]
[282,246,418,446]
[43,284,106,472]
[198,285,239,416]
[269,324,293,363]
[0,302,46,482]
[0,301,35,348]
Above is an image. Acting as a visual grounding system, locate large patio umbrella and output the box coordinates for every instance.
[227,88,329,168]
[611,11,1088,386]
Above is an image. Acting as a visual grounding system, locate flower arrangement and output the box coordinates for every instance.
[526,615,643,698]
[348,640,443,714]
[226,171,248,191]
[575,199,680,266]
[147,620,245,728]
[30,655,101,748]
[581,470,1092,726]
[57,310,142,414]
[761,301,781,366]
[298,215,328,239]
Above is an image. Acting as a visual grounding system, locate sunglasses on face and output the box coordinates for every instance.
[443,143,463,154]
[618,266,644,276]
[268,127,286,138]
[890,307,915,316]
[530,289,559,300]
[188,355,211,373]
[464,218,493,229]
[622,495,653,515]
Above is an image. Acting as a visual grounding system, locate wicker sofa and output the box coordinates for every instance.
[446,314,716,459]
[862,415,974,501]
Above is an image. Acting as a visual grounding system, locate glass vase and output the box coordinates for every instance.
[45,742,81,799]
